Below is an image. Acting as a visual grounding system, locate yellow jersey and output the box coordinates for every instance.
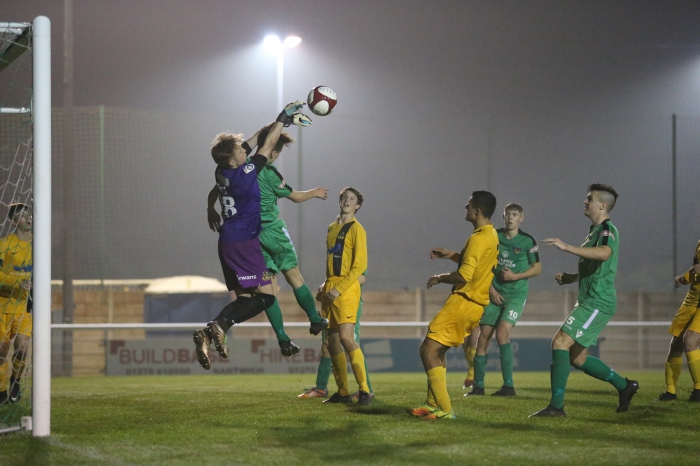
[681,240,700,307]
[325,218,367,295]
[0,233,32,314]
[452,223,499,306]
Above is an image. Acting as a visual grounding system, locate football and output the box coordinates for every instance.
[307,86,337,116]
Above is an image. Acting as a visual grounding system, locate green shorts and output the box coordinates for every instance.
[561,302,613,348]
[259,218,298,274]
[480,295,527,327]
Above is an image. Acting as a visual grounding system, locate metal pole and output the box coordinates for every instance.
[276,49,285,220]
[296,127,302,268]
[99,105,105,284]
[32,15,52,437]
[61,0,75,375]
[672,113,677,290]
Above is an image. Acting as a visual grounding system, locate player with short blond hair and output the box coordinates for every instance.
[193,102,311,369]
[206,122,329,357]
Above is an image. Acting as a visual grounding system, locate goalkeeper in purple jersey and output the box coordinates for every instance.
[192,102,312,370]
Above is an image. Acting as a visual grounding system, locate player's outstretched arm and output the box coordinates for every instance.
[543,237,612,262]
[427,271,466,289]
[206,185,221,232]
[244,129,262,150]
[429,247,460,263]
[555,272,578,285]
[288,187,329,203]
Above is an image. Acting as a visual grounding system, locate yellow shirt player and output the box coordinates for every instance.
[410,191,499,420]
[660,240,700,402]
[0,203,33,405]
[320,187,372,406]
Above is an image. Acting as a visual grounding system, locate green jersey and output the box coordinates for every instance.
[492,228,539,296]
[577,219,619,314]
[256,164,293,226]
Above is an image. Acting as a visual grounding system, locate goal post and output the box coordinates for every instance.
[32,15,52,438]
[0,16,51,437]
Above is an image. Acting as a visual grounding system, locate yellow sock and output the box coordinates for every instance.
[665,356,683,394]
[0,359,9,392]
[331,353,350,396]
[687,349,700,390]
[426,367,446,407]
[12,356,27,381]
[466,347,476,380]
[348,348,369,393]
[427,366,451,413]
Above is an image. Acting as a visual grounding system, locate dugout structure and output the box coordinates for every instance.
[0,17,51,437]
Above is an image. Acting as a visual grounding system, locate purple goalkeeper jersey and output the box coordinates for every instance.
[215,163,262,243]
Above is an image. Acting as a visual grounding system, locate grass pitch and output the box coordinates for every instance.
[1,371,698,465]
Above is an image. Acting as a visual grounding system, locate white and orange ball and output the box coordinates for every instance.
[307,86,337,116]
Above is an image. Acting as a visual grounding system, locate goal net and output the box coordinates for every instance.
[0,17,51,437]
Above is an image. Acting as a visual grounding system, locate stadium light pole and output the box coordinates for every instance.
[263,35,301,110]
[263,35,301,227]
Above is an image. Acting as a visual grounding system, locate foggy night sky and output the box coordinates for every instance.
[4,0,700,292]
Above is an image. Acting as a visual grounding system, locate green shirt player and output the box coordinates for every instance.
[530,183,639,417]
[465,203,541,397]
[207,123,330,357]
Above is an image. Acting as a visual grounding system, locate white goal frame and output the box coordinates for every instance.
[0,16,56,438]
[31,15,52,438]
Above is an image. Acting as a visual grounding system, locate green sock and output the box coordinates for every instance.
[364,358,373,393]
[315,356,332,390]
[578,356,627,391]
[264,298,289,341]
[293,284,322,323]
[499,343,514,388]
[550,349,570,409]
[474,354,487,388]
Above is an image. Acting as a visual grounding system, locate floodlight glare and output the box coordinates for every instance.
[263,35,281,50]
[283,36,302,48]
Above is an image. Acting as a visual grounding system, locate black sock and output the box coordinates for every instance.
[215,293,275,332]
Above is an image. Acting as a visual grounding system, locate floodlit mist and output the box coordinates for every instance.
[3,0,700,291]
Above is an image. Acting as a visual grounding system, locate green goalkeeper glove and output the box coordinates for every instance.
[290,113,312,127]
[276,100,305,126]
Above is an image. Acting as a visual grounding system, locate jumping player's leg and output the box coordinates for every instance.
[260,221,326,332]
[282,267,326,329]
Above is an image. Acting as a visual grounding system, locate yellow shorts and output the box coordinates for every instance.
[322,277,361,329]
[0,312,32,340]
[668,303,700,337]
[427,293,484,347]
